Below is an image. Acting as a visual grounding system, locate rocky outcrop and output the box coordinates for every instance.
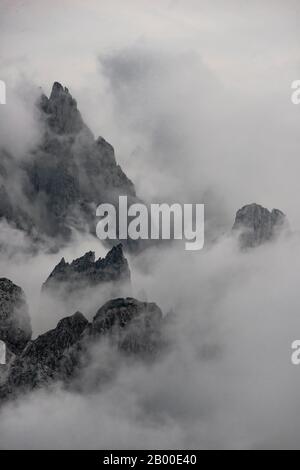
[91,297,163,354]
[40,82,86,135]
[233,203,287,248]
[0,297,164,400]
[0,82,136,245]
[0,312,88,397]
[43,244,131,295]
[0,279,32,355]
[27,82,136,241]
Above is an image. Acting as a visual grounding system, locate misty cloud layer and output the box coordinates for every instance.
[1,233,300,449]
[0,0,300,450]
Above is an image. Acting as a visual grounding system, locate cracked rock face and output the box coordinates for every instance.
[0,279,32,355]
[43,244,131,298]
[0,311,88,398]
[233,203,287,248]
[0,297,164,400]
[26,82,136,241]
[91,297,163,355]
[40,82,85,135]
[0,82,136,245]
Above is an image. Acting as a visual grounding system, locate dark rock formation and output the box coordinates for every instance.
[43,244,130,295]
[0,279,32,355]
[233,203,287,248]
[0,82,136,245]
[0,312,88,397]
[91,297,163,354]
[40,82,86,135]
[0,297,164,400]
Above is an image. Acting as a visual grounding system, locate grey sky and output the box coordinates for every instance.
[0,0,300,227]
[1,0,300,450]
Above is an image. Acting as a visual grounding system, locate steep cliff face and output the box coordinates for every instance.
[91,297,163,355]
[0,82,136,244]
[0,297,164,400]
[40,82,86,135]
[0,311,88,396]
[44,244,130,291]
[233,203,287,248]
[27,82,136,240]
[42,244,131,313]
[0,279,32,355]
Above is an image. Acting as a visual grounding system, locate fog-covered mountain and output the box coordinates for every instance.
[0,82,136,247]
[232,203,288,248]
[0,293,164,401]
[42,243,131,307]
[0,201,288,404]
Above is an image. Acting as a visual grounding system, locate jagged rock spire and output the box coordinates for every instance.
[0,297,164,399]
[40,81,85,135]
[43,243,130,292]
[233,203,287,248]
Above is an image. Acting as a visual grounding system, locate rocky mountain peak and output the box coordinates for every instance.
[91,297,164,355]
[0,296,165,399]
[40,81,85,135]
[0,81,137,248]
[43,244,131,293]
[92,297,163,333]
[70,251,96,271]
[50,81,68,99]
[20,311,88,366]
[233,203,287,248]
[95,244,127,270]
[56,311,88,332]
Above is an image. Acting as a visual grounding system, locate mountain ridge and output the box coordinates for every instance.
[0,81,137,248]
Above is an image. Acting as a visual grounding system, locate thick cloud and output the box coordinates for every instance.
[0,0,300,450]
[0,226,107,335]
[0,78,42,159]
[1,234,300,449]
[1,1,300,225]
